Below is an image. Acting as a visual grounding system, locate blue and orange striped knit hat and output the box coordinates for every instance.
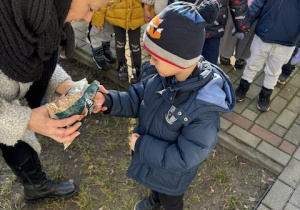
[143,0,219,69]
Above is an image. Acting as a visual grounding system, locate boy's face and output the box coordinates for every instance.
[65,0,111,22]
[150,55,182,78]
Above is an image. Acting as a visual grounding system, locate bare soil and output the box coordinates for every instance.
[0,58,276,210]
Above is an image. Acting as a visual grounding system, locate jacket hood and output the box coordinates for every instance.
[141,60,235,114]
[161,61,235,114]
[195,61,235,113]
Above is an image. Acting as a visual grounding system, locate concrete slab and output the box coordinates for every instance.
[289,183,300,208]
[262,180,294,210]
[284,123,300,146]
[284,203,300,210]
[287,96,300,114]
[276,109,297,129]
[279,158,300,188]
[227,125,260,148]
[257,142,291,166]
[255,111,278,129]
[270,123,287,138]
[294,147,300,161]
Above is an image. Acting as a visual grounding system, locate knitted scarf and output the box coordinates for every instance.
[0,0,74,108]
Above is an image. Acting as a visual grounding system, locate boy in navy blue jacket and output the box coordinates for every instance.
[97,1,235,209]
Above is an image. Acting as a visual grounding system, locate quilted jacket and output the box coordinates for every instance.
[91,0,145,31]
[103,60,235,195]
[249,0,300,47]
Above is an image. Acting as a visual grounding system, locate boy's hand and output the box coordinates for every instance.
[93,85,109,113]
[232,28,249,40]
[129,133,140,151]
[143,4,153,23]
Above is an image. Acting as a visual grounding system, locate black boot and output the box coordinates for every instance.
[103,41,117,63]
[134,194,161,210]
[7,151,78,203]
[234,59,246,69]
[235,78,251,102]
[130,63,141,84]
[117,61,128,81]
[220,56,231,65]
[92,46,110,70]
[257,86,273,112]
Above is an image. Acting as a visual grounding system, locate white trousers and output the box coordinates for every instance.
[90,20,114,49]
[242,35,295,89]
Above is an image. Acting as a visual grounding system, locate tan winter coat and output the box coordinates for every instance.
[0,65,71,154]
[91,0,145,31]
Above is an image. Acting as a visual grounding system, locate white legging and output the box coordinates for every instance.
[242,35,295,89]
[89,20,114,49]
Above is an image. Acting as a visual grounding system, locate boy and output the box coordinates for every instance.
[98,1,235,209]
[235,0,300,111]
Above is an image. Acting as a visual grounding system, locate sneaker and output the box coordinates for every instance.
[220,56,231,65]
[117,61,128,81]
[92,47,110,70]
[235,79,250,102]
[257,86,273,112]
[130,64,141,84]
[102,41,117,63]
[234,59,246,69]
[134,196,161,210]
[277,73,289,85]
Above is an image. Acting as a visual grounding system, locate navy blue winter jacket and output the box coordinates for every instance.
[103,60,235,195]
[249,0,300,46]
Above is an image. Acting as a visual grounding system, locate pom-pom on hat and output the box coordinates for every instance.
[143,0,219,69]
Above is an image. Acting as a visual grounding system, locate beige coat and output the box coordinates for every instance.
[0,65,71,154]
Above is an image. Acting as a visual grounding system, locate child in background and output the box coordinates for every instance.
[219,0,257,69]
[89,19,117,70]
[169,0,251,65]
[97,1,235,209]
[277,41,300,84]
[235,0,300,112]
[92,0,145,84]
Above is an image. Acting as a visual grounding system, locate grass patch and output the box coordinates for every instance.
[224,194,243,210]
[212,168,231,184]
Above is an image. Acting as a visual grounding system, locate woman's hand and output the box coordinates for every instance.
[27,105,81,143]
[93,85,109,113]
[96,25,104,33]
[129,133,140,151]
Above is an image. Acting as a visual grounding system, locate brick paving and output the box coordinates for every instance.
[72,21,300,210]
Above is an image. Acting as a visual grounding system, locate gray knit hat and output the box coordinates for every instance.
[143,0,219,69]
